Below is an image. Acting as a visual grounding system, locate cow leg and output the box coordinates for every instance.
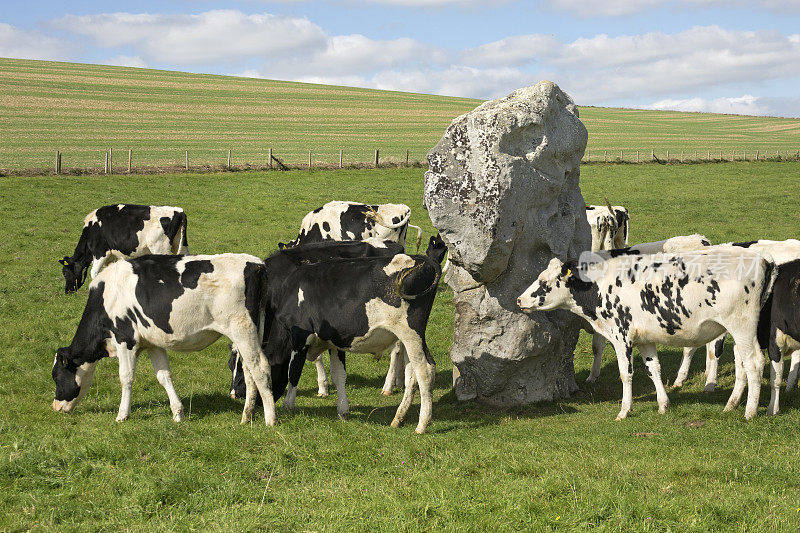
[587,333,605,383]
[639,344,669,414]
[241,364,258,423]
[283,350,307,413]
[329,350,349,419]
[115,348,138,422]
[703,334,726,393]
[382,342,404,395]
[612,342,634,421]
[767,357,784,416]
[315,355,329,398]
[673,347,696,389]
[148,347,184,422]
[394,336,434,434]
[785,350,800,391]
[735,336,764,420]
[724,347,747,412]
[391,348,418,430]
[232,335,276,426]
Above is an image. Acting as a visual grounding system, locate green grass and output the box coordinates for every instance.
[2,162,800,530]
[2,57,800,171]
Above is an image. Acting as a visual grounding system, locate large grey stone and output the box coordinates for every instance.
[423,81,591,406]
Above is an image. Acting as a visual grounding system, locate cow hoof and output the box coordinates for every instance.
[338,412,349,420]
[390,418,402,428]
[381,389,393,396]
[316,392,328,398]
[658,403,669,415]
[414,427,426,435]
[722,403,736,413]
[744,410,757,420]
[115,414,129,422]
[703,383,717,393]
[240,413,253,424]
[173,409,185,423]
[585,375,598,384]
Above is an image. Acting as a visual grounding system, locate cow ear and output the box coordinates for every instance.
[59,257,69,266]
[278,242,286,250]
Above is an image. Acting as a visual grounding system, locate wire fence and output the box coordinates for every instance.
[583,148,800,164]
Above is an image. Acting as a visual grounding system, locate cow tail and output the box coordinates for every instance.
[374,209,412,229]
[168,210,189,254]
[759,258,777,309]
[397,256,441,301]
[408,224,423,252]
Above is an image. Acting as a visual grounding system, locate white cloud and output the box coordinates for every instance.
[0,23,76,61]
[543,0,800,17]
[56,10,328,65]
[461,35,561,67]
[106,55,147,68]
[645,95,800,117]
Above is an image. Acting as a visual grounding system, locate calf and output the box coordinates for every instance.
[228,238,404,404]
[585,203,628,251]
[52,253,277,426]
[60,204,188,293]
[242,251,442,433]
[282,201,422,251]
[674,239,800,391]
[518,249,774,420]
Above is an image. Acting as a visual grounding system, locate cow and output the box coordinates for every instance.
[281,201,422,251]
[585,234,712,383]
[59,204,188,294]
[237,249,442,434]
[280,201,424,395]
[227,238,404,404]
[674,239,800,392]
[52,253,277,426]
[585,203,629,251]
[517,248,775,420]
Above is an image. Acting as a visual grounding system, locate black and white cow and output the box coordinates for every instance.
[228,238,405,404]
[585,204,629,251]
[52,253,277,426]
[518,248,775,420]
[674,239,800,392]
[59,204,188,294]
[585,234,712,383]
[282,201,422,251]
[239,248,442,434]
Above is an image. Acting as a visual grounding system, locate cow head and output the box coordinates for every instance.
[59,256,88,294]
[426,234,448,265]
[517,257,576,312]
[51,347,97,413]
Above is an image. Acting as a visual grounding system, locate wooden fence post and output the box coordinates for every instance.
[128,149,132,173]
[374,149,379,168]
[55,151,61,174]
[406,149,409,166]
[707,150,710,160]
[756,150,759,161]
[636,150,639,163]
[604,150,607,162]
[693,150,696,162]
[620,150,623,162]
[651,149,654,161]
[269,148,273,169]
[308,150,312,169]
[680,151,683,163]
[666,149,669,161]
[104,151,108,174]
[227,149,231,169]
[185,150,189,171]
[339,149,343,169]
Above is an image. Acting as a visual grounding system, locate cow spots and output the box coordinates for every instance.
[322,221,331,232]
[639,279,691,335]
[383,254,416,275]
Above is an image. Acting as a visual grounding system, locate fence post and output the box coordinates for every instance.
[651,149,654,161]
[604,150,607,162]
[128,149,132,173]
[666,149,669,161]
[406,149,409,166]
[339,149,343,169]
[109,148,113,174]
[104,151,108,174]
[756,150,759,161]
[308,150,312,169]
[680,151,683,163]
[227,149,231,169]
[636,150,639,163]
[732,150,735,161]
[185,150,189,171]
[707,150,710,160]
[269,148,273,169]
[374,149,379,168]
[620,150,623,162]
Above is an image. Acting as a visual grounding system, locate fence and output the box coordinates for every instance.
[5,146,800,176]
[582,148,800,164]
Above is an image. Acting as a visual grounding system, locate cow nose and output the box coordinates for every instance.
[516,297,522,307]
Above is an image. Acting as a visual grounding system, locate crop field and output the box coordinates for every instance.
[2,57,800,172]
[2,162,800,530]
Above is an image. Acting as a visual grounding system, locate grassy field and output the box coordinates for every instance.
[2,162,800,530]
[2,57,800,172]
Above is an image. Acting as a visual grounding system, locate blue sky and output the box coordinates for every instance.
[3,0,800,116]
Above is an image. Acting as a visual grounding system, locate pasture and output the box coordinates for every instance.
[2,57,800,172]
[2,162,800,530]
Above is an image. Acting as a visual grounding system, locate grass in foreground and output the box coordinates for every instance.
[2,163,800,530]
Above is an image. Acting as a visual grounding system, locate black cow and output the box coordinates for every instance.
[52,253,277,426]
[59,204,188,294]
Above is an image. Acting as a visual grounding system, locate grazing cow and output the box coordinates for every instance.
[227,238,404,404]
[52,254,277,426]
[59,204,188,294]
[585,234,712,383]
[239,250,442,434]
[282,201,422,251]
[585,204,629,251]
[674,239,800,391]
[518,249,774,420]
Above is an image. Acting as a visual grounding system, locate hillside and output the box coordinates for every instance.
[1,57,799,171]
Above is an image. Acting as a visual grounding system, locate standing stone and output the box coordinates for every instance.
[423,81,591,406]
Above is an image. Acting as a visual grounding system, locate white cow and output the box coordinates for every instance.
[518,249,775,420]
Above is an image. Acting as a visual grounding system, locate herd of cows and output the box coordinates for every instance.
[50,199,800,433]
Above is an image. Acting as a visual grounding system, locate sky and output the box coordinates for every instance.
[2,1,800,117]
